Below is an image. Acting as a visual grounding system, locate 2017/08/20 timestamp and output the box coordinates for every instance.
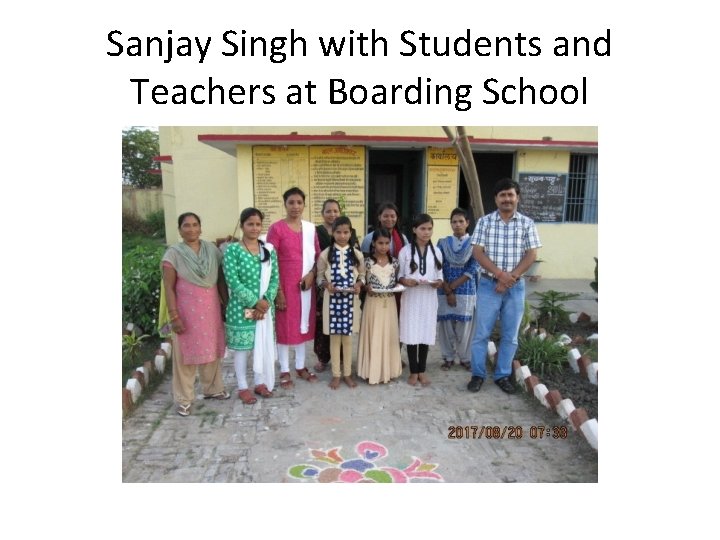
[447,425,569,440]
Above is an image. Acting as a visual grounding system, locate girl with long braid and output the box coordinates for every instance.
[397,214,444,386]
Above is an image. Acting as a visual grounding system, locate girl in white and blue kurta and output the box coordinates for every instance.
[224,208,279,405]
[316,216,365,390]
[398,213,444,387]
[437,208,480,371]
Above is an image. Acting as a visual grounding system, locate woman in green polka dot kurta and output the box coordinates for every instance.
[224,209,280,399]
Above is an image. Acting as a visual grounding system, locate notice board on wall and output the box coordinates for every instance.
[252,146,310,226]
[251,145,366,229]
[308,146,365,228]
[426,147,459,218]
[517,173,567,223]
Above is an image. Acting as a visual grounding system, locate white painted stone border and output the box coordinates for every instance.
[513,326,599,449]
[123,322,171,417]
[513,358,598,450]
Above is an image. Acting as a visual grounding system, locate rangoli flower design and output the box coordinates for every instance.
[287,440,444,482]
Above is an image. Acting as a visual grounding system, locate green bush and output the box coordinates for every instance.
[122,232,163,255]
[517,335,567,377]
[122,332,149,382]
[122,210,151,235]
[520,299,534,330]
[122,209,166,238]
[123,244,164,336]
[532,290,579,333]
[121,333,162,384]
[582,340,598,362]
[145,209,165,238]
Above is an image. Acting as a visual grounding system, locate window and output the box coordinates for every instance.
[565,154,597,223]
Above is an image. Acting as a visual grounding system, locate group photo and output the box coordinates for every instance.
[122,126,598,483]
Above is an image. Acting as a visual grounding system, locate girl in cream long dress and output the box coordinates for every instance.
[357,234,402,385]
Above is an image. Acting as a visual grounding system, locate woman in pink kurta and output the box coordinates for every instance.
[162,212,229,417]
[165,272,226,364]
[266,187,320,388]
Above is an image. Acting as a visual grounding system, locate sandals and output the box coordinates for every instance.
[314,361,328,373]
[254,384,273,398]
[441,360,454,371]
[176,403,191,417]
[459,361,471,371]
[237,388,258,405]
[296,368,318,382]
[279,372,294,389]
[204,390,230,400]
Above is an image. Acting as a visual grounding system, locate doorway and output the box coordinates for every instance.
[458,152,515,226]
[367,149,424,237]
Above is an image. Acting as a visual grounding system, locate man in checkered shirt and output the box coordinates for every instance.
[467,178,542,394]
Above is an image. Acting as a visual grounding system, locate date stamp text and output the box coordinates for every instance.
[447,425,569,440]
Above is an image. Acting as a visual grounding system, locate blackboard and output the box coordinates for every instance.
[517,173,567,223]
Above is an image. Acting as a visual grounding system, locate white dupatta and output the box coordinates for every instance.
[253,242,276,391]
[300,220,315,334]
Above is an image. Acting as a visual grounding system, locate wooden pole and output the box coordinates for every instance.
[442,126,485,219]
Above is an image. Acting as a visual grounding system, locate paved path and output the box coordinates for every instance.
[123,338,597,483]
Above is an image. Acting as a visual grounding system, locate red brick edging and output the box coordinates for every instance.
[512,319,598,450]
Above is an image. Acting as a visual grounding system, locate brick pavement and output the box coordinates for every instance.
[123,339,597,483]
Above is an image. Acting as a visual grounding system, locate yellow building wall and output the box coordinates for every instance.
[536,224,597,279]
[161,126,240,244]
[159,127,177,238]
[158,126,597,278]
[517,149,570,173]
[236,145,255,221]
[515,148,596,279]
[432,220,453,242]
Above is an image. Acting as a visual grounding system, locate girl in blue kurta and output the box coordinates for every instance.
[436,208,480,370]
[224,208,279,404]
